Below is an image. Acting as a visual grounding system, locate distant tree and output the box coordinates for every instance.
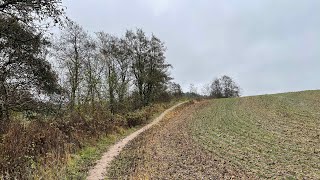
[209,75,240,98]
[210,78,223,98]
[185,83,201,98]
[220,75,240,98]
[201,83,211,97]
[169,82,183,97]
[189,84,197,94]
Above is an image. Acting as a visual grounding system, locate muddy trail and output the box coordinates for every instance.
[107,101,254,179]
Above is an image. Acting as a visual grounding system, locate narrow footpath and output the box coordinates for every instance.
[86,102,187,180]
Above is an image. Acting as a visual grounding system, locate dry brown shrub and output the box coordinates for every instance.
[0,102,173,179]
[0,107,117,178]
[0,120,68,179]
[125,110,147,127]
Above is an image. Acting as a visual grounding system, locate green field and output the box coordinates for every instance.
[190,90,320,179]
[107,91,320,179]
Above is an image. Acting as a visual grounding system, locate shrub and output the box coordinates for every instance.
[0,121,68,179]
[0,101,176,179]
[125,103,167,127]
[126,110,147,127]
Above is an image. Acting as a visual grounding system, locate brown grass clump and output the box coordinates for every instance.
[126,103,167,127]
[0,111,116,179]
[0,120,68,179]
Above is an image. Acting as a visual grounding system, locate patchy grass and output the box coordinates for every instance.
[65,127,138,179]
[29,127,137,179]
[190,90,320,179]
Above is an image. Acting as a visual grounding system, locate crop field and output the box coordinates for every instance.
[191,90,320,179]
[107,91,320,179]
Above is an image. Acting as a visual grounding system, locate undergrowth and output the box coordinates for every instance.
[0,100,178,179]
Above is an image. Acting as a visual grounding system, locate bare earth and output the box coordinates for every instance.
[86,102,186,180]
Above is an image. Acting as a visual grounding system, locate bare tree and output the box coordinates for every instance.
[53,21,89,110]
[96,32,120,114]
[189,84,197,94]
[169,82,183,97]
[201,83,211,97]
[82,37,103,110]
[114,37,131,108]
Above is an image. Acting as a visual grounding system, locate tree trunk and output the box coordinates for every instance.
[70,36,80,111]
[0,79,9,124]
[138,81,144,108]
[70,84,76,111]
[108,64,116,114]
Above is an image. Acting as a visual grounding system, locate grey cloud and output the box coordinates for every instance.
[63,0,320,95]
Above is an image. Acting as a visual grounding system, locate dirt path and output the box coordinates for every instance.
[86,102,187,180]
[107,101,254,179]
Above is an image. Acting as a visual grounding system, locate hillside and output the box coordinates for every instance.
[107,90,320,179]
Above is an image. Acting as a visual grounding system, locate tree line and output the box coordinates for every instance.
[0,0,241,126]
[208,75,241,98]
[0,0,181,126]
[54,21,174,114]
[189,75,241,98]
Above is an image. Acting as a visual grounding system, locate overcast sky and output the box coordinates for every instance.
[63,0,320,96]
